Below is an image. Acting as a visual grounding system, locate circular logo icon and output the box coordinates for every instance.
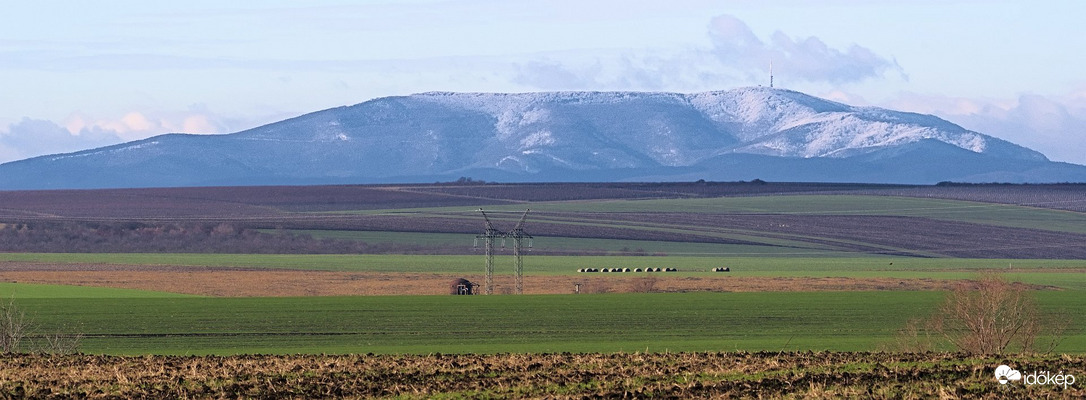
[995,365,1022,385]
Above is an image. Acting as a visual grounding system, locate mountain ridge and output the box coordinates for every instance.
[0,87,1081,189]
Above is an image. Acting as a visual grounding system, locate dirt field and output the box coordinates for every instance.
[6,352,1083,399]
[0,262,1027,297]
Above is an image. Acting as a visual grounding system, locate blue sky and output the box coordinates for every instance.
[3,0,1085,164]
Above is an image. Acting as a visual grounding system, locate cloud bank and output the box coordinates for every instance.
[0,110,240,164]
[0,119,124,163]
[64,111,222,141]
[707,15,903,84]
[888,91,1086,165]
[514,14,903,91]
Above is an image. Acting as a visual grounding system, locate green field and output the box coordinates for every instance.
[5,290,1083,355]
[0,282,197,299]
[5,250,1084,355]
[2,188,1084,356]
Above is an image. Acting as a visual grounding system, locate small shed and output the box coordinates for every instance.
[450,278,477,295]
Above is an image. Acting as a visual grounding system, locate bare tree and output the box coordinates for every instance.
[0,296,83,354]
[0,297,29,353]
[42,326,84,355]
[929,273,1043,354]
[888,317,934,353]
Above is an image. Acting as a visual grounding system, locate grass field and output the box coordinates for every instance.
[1,184,1084,361]
[0,282,196,298]
[4,290,1083,355]
[4,250,1084,355]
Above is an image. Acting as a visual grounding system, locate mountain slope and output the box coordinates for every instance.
[0,87,1081,189]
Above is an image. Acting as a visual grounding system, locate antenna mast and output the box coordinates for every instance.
[769,60,774,88]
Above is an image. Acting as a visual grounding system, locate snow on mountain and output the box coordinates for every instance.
[404,87,1046,168]
[688,87,1039,160]
[0,87,1077,189]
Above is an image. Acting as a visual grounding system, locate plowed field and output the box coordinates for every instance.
[2,352,1082,398]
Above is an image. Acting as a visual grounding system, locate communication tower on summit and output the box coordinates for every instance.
[769,61,774,88]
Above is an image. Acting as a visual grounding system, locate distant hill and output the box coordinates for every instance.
[1,87,1084,189]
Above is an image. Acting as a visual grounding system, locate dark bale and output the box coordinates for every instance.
[450,278,475,295]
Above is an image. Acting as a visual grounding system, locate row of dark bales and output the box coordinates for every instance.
[577,267,676,273]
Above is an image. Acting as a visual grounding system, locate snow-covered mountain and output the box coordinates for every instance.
[1,87,1083,189]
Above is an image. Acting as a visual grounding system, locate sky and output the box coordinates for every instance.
[2,0,1085,164]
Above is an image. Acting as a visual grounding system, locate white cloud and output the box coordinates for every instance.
[885,92,1086,165]
[180,115,217,133]
[513,14,902,91]
[0,118,124,163]
[0,108,255,163]
[63,110,230,142]
[706,14,903,84]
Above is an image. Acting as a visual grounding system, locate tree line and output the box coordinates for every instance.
[0,221,440,254]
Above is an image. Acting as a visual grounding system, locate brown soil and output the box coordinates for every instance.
[6,352,1085,399]
[0,262,1023,297]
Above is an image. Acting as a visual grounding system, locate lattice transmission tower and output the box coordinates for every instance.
[474,209,532,295]
[474,208,504,295]
[506,209,532,294]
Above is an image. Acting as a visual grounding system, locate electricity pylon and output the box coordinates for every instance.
[474,208,532,295]
[474,208,503,295]
[506,209,532,294]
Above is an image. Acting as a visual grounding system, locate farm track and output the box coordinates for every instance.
[1,352,1082,399]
